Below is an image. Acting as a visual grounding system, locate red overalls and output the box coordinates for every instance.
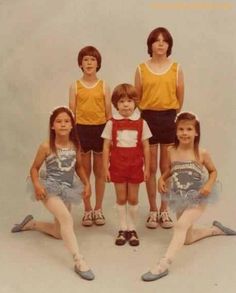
[109,118,144,183]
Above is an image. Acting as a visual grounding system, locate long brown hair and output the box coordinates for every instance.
[174,112,200,160]
[49,106,79,154]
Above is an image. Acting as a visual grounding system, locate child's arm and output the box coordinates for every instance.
[142,139,150,182]
[69,82,76,115]
[104,83,112,120]
[75,151,91,199]
[30,142,48,201]
[134,67,143,100]
[199,150,217,196]
[157,148,172,193]
[176,66,184,112]
[103,138,111,182]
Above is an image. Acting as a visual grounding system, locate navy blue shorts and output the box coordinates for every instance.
[76,124,105,153]
[141,109,176,145]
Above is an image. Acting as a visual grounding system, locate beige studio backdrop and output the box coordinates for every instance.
[1,1,236,293]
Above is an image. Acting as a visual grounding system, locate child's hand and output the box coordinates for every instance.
[34,183,47,201]
[104,170,111,182]
[199,183,212,196]
[144,169,150,182]
[83,183,91,199]
[158,177,167,193]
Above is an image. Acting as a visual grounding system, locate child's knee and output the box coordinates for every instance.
[54,230,62,239]
[174,221,189,232]
[59,212,73,227]
[117,199,127,205]
[127,198,138,205]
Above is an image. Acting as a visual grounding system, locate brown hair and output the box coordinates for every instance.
[77,46,102,71]
[147,27,173,57]
[174,112,200,160]
[49,107,79,154]
[111,83,139,110]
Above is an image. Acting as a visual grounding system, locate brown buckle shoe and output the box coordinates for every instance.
[128,230,140,246]
[115,230,127,246]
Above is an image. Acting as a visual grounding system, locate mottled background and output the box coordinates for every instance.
[1,1,236,292]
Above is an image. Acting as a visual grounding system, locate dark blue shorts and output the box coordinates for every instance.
[76,124,106,153]
[141,109,176,145]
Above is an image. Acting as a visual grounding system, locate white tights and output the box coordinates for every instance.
[30,197,89,270]
[151,204,224,274]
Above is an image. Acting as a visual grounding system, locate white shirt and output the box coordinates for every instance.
[101,111,152,147]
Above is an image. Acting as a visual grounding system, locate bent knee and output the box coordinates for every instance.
[54,231,62,240]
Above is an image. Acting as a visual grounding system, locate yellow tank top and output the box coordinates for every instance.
[138,62,179,111]
[75,79,106,125]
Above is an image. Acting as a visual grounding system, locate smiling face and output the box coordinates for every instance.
[176,120,198,146]
[117,96,135,118]
[52,112,72,137]
[80,55,98,75]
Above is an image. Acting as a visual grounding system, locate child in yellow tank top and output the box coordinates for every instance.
[135,27,185,230]
[69,46,111,227]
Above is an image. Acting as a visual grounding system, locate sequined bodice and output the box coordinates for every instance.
[45,148,76,187]
[170,161,204,194]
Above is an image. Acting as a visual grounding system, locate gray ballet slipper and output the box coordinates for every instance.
[212,220,236,235]
[141,269,169,282]
[74,265,95,281]
[11,215,34,233]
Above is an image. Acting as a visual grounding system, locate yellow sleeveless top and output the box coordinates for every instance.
[138,62,179,111]
[75,79,106,125]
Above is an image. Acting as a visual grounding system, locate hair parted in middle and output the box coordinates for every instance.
[147,27,173,57]
[49,106,79,154]
[174,112,201,159]
[77,46,102,71]
[111,83,140,110]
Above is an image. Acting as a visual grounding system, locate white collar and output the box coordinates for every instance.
[113,111,140,121]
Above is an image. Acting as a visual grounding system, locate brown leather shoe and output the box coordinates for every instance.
[128,230,140,246]
[115,230,127,246]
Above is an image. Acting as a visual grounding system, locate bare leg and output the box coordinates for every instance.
[146,145,158,212]
[93,152,105,211]
[159,144,171,212]
[81,152,93,212]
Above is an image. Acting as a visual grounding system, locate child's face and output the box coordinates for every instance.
[151,33,169,57]
[176,120,198,145]
[52,112,72,136]
[117,96,135,118]
[80,55,98,75]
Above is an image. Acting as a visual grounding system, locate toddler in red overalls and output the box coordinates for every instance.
[102,84,152,246]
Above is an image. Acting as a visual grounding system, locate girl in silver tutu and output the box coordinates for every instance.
[11,106,95,281]
[142,112,236,282]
